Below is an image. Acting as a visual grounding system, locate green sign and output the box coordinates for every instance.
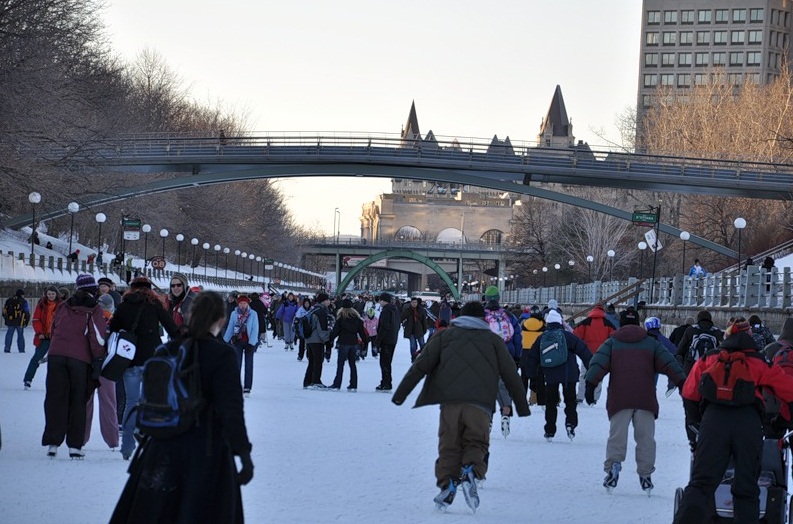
[264,258,274,270]
[631,212,657,224]
[122,218,142,229]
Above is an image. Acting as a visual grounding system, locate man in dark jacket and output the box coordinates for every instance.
[401,297,429,362]
[674,318,793,523]
[303,293,333,389]
[392,300,530,513]
[585,308,686,495]
[525,309,591,441]
[248,292,268,350]
[375,293,400,391]
[669,316,695,347]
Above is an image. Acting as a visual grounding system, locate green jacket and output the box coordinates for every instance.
[392,316,530,416]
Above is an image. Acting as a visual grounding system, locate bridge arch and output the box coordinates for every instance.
[337,249,461,300]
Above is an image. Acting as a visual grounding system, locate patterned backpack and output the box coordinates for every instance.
[485,308,514,342]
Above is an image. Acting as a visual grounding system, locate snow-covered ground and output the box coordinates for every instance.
[0,327,702,524]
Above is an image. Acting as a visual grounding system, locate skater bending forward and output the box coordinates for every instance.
[392,301,530,513]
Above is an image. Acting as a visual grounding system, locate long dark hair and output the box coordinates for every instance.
[187,291,226,339]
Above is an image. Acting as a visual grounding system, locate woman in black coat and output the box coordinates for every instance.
[109,276,180,460]
[110,291,253,524]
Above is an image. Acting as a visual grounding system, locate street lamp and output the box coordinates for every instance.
[679,231,690,275]
[607,249,616,282]
[554,263,561,285]
[176,234,184,269]
[532,269,538,287]
[224,247,230,278]
[241,252,248,276]
[334,208,340,243]
[95,212,106,261]
[142,224,152,268]
[734,217,747,272]
[159,229,168,259]
[214,244,221,277]
[256,256,262,280]
[202,243,210,277]
[542,266,548,287]
[234,249,241,275]
[568,260,575,284]
[249,254,255,278]
[67,202,79,256]
[27,192,41,259]
[586,255,594,282]
[638,241,648,279]
[190,238,198,274]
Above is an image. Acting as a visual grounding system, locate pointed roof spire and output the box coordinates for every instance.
[402,100,421,141]
[539,85,570,137]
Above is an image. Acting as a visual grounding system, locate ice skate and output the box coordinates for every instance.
[47,445,57,458]
[603,462,621,493]
[640,475,653,497]
[434,478,458,512]
[566,424,575,441]
[69,448,85,460]
[500,415,510,438]
[460,464,479,513]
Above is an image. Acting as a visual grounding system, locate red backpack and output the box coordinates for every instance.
[772,342,793,377]
[698,350,761,406]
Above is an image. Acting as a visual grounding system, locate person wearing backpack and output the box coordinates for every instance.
[764,317,793,360]
[111,276,180,461]
[748,314,775,352]
[585,308,686,495]
[674,318,793,524]
[303,293,333,389]
[525,309,591,441]
[223,295,260,397]
[110,291,253,524]
[573,304,617,404]
[3,289,30,353]
[401,297,429,362]
[675,309,724,450]
[520,310,545,406]
[294,297,313,361]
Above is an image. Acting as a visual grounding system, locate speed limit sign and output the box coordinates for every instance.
[150,256,166,270]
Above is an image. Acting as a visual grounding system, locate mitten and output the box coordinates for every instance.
[324,349,331,362]
[91,358,104,381]
[237,453,254,485]
[584,383,596,406]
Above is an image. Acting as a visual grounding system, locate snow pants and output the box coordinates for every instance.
[605,409,656,477]
[436,403,490,487]
[42,355,91,449]
[84,376,119,447]
[674,404,763,524]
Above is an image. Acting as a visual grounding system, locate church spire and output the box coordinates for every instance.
[537,85,574,147]
[401,100,421,141]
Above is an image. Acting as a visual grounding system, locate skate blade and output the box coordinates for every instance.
[606,486,614,495]
[435,503,450,513]
[643,488,652,497]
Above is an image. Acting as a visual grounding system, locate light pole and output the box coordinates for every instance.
[249,254,255,278]
[607,249,615,282]
[234,250,241,275]
[190,238,199,275]
[679,231,690,275]
[568,260,575,284]
[202,243,210,277]
[142,224,152,268]
[224,248,230,278]
[241,252,248,277]
[542,266,548,287]
[67,201,79,256]
[176,234,184,270]
[638,241,648,279]
[214,244,221,277]
[734,217,747,272]
[159,229,168,259]
[554,263,561,286]
[28,192,41,259]
[586,255,594,282]
[95,212,107,261]
[334,208,340,243]
[532,269,538,287]
[256,256,262,281]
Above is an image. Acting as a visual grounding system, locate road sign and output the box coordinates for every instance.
[122,218,142,240]
[264,258,274,271]
[150,256,166,269]
[644,230,663,252]
[632,211,658,227]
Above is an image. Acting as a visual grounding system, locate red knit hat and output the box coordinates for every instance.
[237,295,251,304]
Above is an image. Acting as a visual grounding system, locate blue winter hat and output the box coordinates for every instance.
[644,317,661,330]
[75,273,97,291]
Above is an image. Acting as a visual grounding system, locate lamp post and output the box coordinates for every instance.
[334,208,340,243]
[256,256,262,281]
[241,252,247,277]
[67,202,79,256]
[607,249,615,282]
[568,260,575,284]
[734,217,747,272]
[532,269,538,287]
[190,238,198,275]
[202,243,210,277]
[638,241,648,279]
[176,234,184,270]
[142,224,152,268]
[554,263,561,286]
[159,229,168,259]
[679,231,690,275]
[95,212,106,261]
[234,250,241,275]
[249,254,255,278]
[27,192,41,259]
[542,266,548,287]
[224,248,230,278]
[214,244,221,277]
[586,255,594,282]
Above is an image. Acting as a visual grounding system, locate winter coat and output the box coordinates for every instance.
[223,307,260,347]
[32,297,60,347]
[376,303,400,346]
[675,320,725,373]
[48,293,106,365]
[520,315,545,350]
[647,328,676,354]
[573,307,616,353]
[305,304,333,344]
[275,301,299,325]
[248,298,268,335]
[439,301,452,324]
[168,290,195,329]
[525,323,592,385]
[669,322,693,346]
[2,295,29,327]
[392,315,530,416]
[110,336,252,524]
[110,292,180,367]
[751,323,776,352]
[401,304,428,339]
[485,304,523,359]
[330,315,369,346]
[586,324,685,419]
[363,316,378,337]
[688,264,707,277]
[765,318,793,360]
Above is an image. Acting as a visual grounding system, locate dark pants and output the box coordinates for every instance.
[544,382,578,436]
[298,337,306,359]
[378,343,396,388]
[116,379,126,429]
[4,325,25,352]
[232,341,254,391]
[23,339,50,384]
[436,403,490,487]
[675,405,763,524]
[42,355,91,449]
[303,342,325,386]
[332,344,358,389]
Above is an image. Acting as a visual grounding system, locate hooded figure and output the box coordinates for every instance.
[168,272,195,330]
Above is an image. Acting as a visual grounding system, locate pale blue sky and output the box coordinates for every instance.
[102,0,642,235]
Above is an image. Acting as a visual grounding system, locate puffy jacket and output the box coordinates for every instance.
[32,297,60,347]
[110,292,180,367]
[521,315,544,350]
[275,301,299,325]
[376,303,400,346]
[305,304,333,344]
[525,323,591,385]
[392,315,529,416]
[587,324,685,419]
[573,307,616,353]
[49,293,106,365]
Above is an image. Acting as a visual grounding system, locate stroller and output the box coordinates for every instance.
[673,431,792,523]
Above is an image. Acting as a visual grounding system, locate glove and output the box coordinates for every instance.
[584,383,596,406]
[324,349,331,362]
[91,358,104,381]
[237,452,254,485]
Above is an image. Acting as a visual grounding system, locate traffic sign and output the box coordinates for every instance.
[632,211,658,227]
[644,230,663,252]
[150,256,166,269]
[122,218,142,240]
[264,258,274,270]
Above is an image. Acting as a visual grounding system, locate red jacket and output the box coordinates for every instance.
[573,306,616,354]
[683,332,793,405]
[32,297,59,347]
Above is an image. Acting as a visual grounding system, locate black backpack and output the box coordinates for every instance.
[299,307,318,339]
[687,329,719,364]
[136,338,205,439]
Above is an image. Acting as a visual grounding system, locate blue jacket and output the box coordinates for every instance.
[275,301,299,325]
[647,328,676,354]
[525,323,591,384]
[223,307,259,346]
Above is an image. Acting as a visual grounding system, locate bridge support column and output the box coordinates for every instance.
[334,252,341,293]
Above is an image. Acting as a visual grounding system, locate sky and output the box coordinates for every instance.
[100,0,642,235]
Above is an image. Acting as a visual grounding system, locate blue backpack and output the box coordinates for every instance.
[539,328,568,368]
[136,338,205,439]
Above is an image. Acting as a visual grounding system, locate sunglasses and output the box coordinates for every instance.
[170,283,183,288]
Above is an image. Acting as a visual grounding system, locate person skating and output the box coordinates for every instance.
[374,292,400,391]
[3,289,29,353]
[328,299,368,391]
[303,293,333,389]
[23,286,60,389]
[223,295,260,397]
[573,303,616,403]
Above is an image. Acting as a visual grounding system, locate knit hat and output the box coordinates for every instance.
[696,310,712,322]
[97,294,115,313]
[316,292,330,303]
[170,272,189,295]
[545,310,563,324]
[379,292,393,303]
[644,317,661,330]
[460,301,485,318]
[620,309,640,326]
[237,295,251,304]
[342,298,353,309]
[130,276,152,289]
[729,318,751,334]
[547,299,559,310]
[75,273,97,291]
[484,286,500,299]
[15,289,24,296]
[97,277,113,287]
